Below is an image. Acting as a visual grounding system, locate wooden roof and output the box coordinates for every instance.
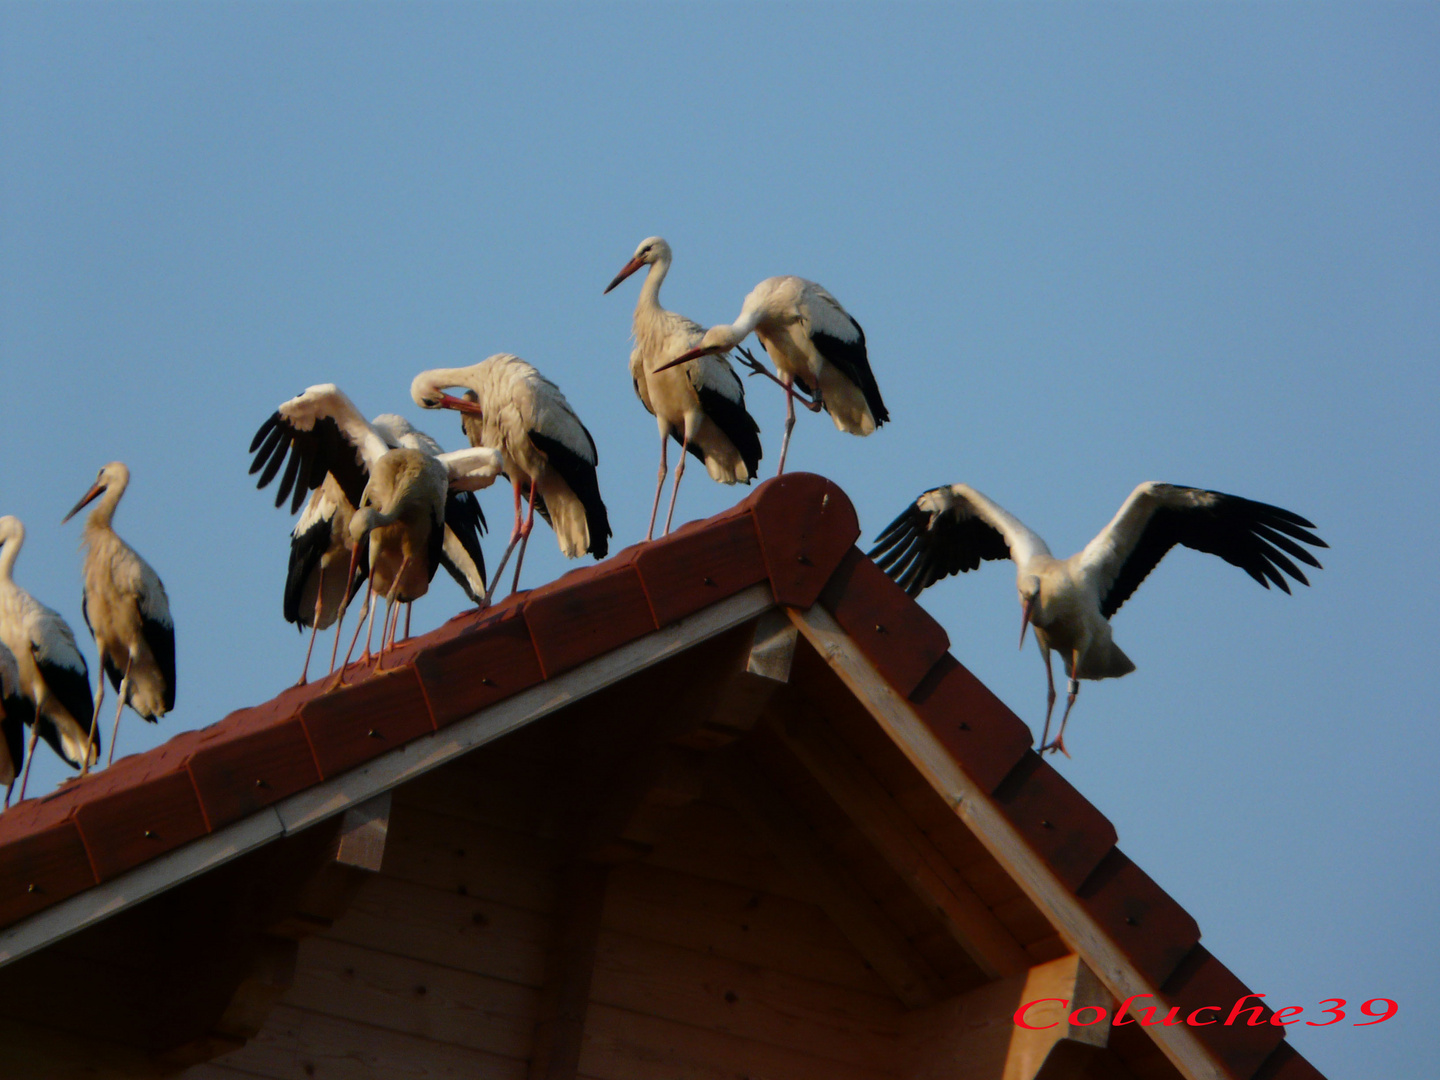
[0,473,1327,1080]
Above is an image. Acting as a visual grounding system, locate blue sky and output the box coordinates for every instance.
[2,4,1435,1075]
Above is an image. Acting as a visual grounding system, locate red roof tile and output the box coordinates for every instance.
[905,654,1033,794]
[634,505,768,627]
[299,665,435,779]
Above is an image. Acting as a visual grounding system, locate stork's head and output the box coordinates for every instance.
[411,371,484,418]
[1018,576,1042,649]
[605,236,671,294]
[62,462,130,524]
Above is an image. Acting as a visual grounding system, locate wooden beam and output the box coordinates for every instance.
[787,604,1229,1080]
[900,954,1115,1080]
[771,710,1032,980]
[270,791,392,938]
[528,863,610,1080]
[705,748,946,1008]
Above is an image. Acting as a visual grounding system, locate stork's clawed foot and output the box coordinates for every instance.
[1039,736,1072,758]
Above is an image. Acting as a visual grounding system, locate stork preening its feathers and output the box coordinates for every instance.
[0,517,97,802]
[63,462,176,769]
[871,482,1327,755]
[605,237,762,538]
[412,355,611,599]
[657,275,887,475]
[249,385,500,680]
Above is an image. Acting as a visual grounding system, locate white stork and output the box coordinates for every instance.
[0,642,37,806]
[411,355,612,599]
[656,275,888,474]
[0,516,97,801]
[249,385,501,676]
[62,462,176,769]
[604,237,762,538]
[870,483,1327,756]
[250,388,492,682]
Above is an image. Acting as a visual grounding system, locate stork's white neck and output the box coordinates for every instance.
[635,254,671,319]
[85,481,127,534]
[0,531,22,584]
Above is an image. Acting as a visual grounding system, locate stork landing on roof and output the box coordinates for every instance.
[0,516,97,802]
[871,482,1327,756]
[63,462,176,769]
[605,237,762,539]
[656,275,887,475]
[250,385,500,681]
[412,355,611,601]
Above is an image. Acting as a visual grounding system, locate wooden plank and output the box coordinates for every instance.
[772,712,1031,979]
[181,1064,274,1080]
[705,750,945,1009]
[380,802,560,915]
[578,1003,893,1080]
[788,604,1231,1080]
[602,861,892,996]
[589,927,902,1072]
[324,875,549,987]
[281,936,540,1060]
[211,1003,525,1080]
[528,864,609,1080]
[641,801,815,904]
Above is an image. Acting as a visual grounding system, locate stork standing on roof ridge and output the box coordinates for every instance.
[250,385,493,682]
[412,355,611,601]
[870,482,1327,756]
[604,237,762,539]
[0,516,97,801]
[63,462,176,769]
[655,275,887,475]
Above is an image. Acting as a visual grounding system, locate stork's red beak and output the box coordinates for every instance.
[653,345,719,373]
[604,256,645,294]
[62,483,105,525]
[1019,596,1034,650]
[436,393,485,417]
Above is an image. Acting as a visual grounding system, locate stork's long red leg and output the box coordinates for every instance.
[509,475,539,596]
[646,433,668,542]
[330,579,373,691]
[298,564,326,686]
[483,477,526,607]
[82,659,106,777]
[663,432,689,536]
[374,555,410,673]
[15,720,43,803]
[1047,653,1082,758]
[777,377,796,476]
[106,656,133,767]
[1037,646,1058,752]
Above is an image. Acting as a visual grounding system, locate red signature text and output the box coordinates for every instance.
[1014,994,1398,1030]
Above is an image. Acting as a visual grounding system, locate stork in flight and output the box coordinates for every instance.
[412,355,611,599]
[0,642,36,806]
[249,385,500,675]
[63,462,176,768]
[870,482,1327,755]
[604,237,762,538]
[0,516,97,801]
[656,275,887,474]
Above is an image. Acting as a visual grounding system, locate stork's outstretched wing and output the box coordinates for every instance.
[1077,482,1327,620]
[249,384,389,513]
[870,484,1046,597]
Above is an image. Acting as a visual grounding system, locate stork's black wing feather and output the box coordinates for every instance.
[138,614,176,717]
[438,489,489,601]
[1100,487,1326,620]
[869,488,1011,597]
[32,655,97,768]
[1,692,33,784]
[812,315,889,426]
[695,384,763,480]
[530,429,611,559]
[248,411,370,514]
